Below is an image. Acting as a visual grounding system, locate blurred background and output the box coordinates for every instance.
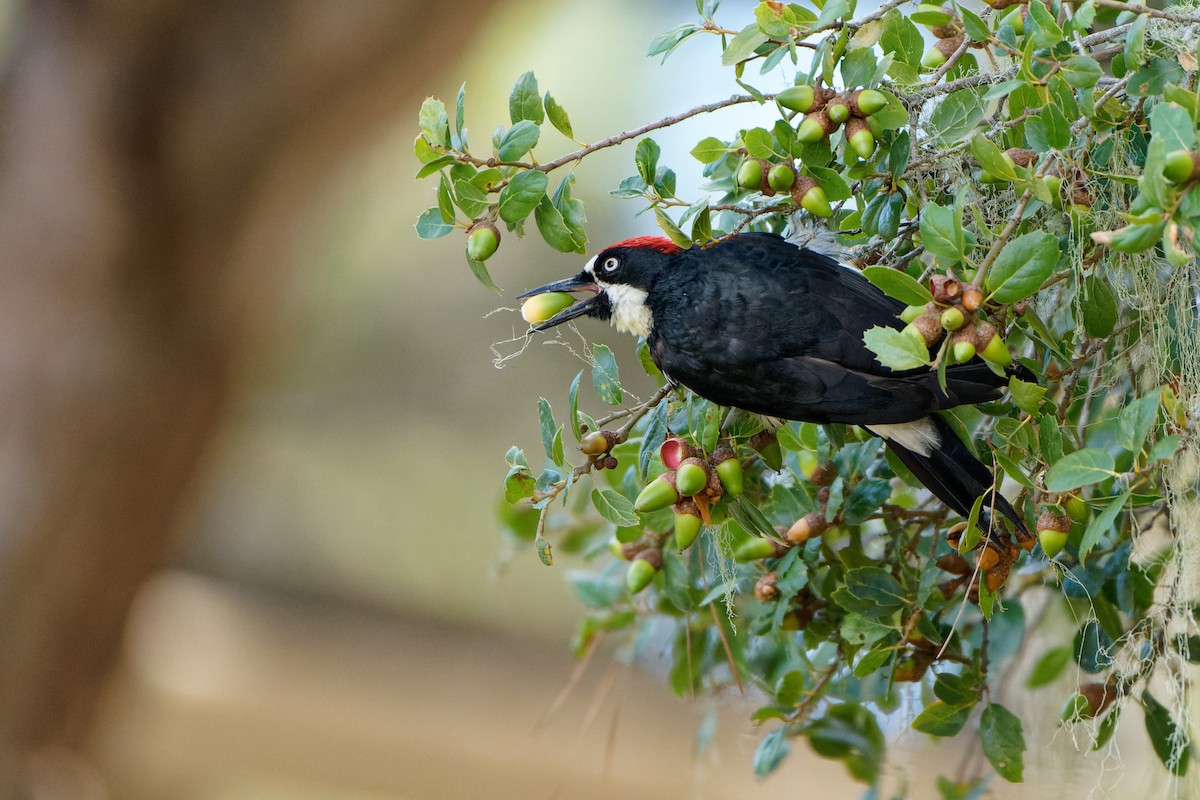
[0,1,1172,798]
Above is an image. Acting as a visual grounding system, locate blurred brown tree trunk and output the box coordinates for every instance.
[0,2,490,795]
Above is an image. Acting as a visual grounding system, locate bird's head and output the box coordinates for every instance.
[518,236,682,338]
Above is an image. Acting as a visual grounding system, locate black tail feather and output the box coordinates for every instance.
[882,415,1028,536]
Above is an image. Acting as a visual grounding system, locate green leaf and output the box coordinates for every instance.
[986,231,1059,303]
[843,477,892,525]
[544,93,573,139]
[994,451,1034,490]
[466,255,500,293]
[1008,377,1046,415]
[880,10,923,66]
[415,207,454,239]
[415,155,456,180]
[509,71,543,125]
[497,120,540,161]
[591,488,639,527]
[1045,448,1116,492]
[1062,55,1103,88]
[453,83,466,147]
[1026,0,1062,46]
[863,326,930,370]
[498,170,548,224]
[1149,435,1181,462]
[743,127,777,160]
[1118,389,1161,453]
[960,7,989,42]
[721,23,769,66]
[452,177,488,219]
[646,23,701,62]
[691,136,727,163]
[918,203,965,262]
[832,566,908,619]
[970,134,1018,182]
[752,727,791,779]
[912,701,973,737]
[635,138,661,185]
[534,195,584,253]
[1078,489,1130,563]
[1143,691,1192,776]
[929,87,986,144]
[1026,646,1072,688]
[807,166,853,201]
[980,703,1025,782]
[654,207,693,249]
[537,398,557,460]
[1037,415,1064,464]
[1074,618,1114,673]
[534,534,552,565]
[1081,275,1117,338]
[863,266,934,306]
[591,344,622,405]
[568,371,583,441]
[840,47,877,88]
[418,97,450,148]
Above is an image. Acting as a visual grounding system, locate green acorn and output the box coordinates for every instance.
[1041,174,1064,208]
[921,36,961,70]
[675,458,709,497]
[521,292,575,325]
[713,454,744,498]
[1065,495,1089,523]
[952,339,976,364]
[626,549,662,593]
[940,307,965,331]
[844,118,875,160]
[903,313,942,347]
[733,537,781,562]
[1037,509,1071,557]
[848,89,887,117]
[999,4,1026,34]
[792,177,832,218]
[737,158,764,190]
[749,431,784,471]
[977,328,1012,367]
[767,163,796,192]
[580,430,612,456]
[900,304,927,323]
[776,84,817,113]
[1163,149,1200,184]
[826,98,851,125]
[796,109,837,143]
[674,500,703,550]
[466,222,500,261]
[634,473,679,513]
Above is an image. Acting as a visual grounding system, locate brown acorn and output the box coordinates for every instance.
[755,571,780,602]
[936,552,971,575]
[786,511,830,543]
[961,287,983,312]
[1004,148,1036,169]
[984,562,1010,593]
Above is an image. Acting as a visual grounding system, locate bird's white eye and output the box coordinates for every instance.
[600,256,620,274]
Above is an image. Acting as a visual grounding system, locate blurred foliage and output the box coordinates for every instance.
[417,0,1200,793]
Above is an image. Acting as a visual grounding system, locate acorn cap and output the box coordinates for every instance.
[754,571,780,602]
[634,473,679,512]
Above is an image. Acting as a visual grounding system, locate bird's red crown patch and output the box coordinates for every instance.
[607,236,682,254]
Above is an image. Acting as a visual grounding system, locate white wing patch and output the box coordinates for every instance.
[866,418,941,457]
[602,282,653,338]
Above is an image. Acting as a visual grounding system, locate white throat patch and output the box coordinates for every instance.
[603,283,653,337]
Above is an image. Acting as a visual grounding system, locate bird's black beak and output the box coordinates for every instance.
[518,271,604,331]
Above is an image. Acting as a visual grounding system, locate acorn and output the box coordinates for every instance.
[734,537,785,562]
[977,545,1001,572]
[659,437,695,470]
[844,118,876,160]
[961,287,983,312]
[674,500,703,550]
[982,0,1022,9]
[1037,509,1071,557]
[902,313,942,347]
[749,431,784,471]
[848,89,888,117]
[601,455,619,470]
[1065,494,1089,523]
[998,5,1026,33]
[792,177,832,218]
[921,35,963,70]
[626,549,662,593]
[634,472,679,513]
[935,552,971,575]
[975,323,1012,368]
[796,109,838,143]
[929,11,962,39]
[901,304,926,323]
[580,430,614,456]
[826,97,852,125]
[952,336,977,364]
[1041,174,1063,207]
[940,306,965,331]
[767,163,796,192]
[737,158,765,190]
[797,450,819,480]
[467,222,500,261]
[712,447,744,498]
[984,561,1010,593]
[521,292,575,325]
[754,571,780,602]
[786,511,829,543]
[675,457,710,497]
[607,536,627,560]
[776,84,817,113]
[1163,150,1200,184]
[1061,681,1116,721]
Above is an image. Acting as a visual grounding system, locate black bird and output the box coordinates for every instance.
[519,232,1028,535]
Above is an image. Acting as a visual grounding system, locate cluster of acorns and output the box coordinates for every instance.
[979,147,1095,219]
[605,436,746,593]
[917,1,1028,69]
[735,85,889,218]
[899,275,1012,366]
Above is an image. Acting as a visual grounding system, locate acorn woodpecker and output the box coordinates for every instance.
[519,232,1029,534]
